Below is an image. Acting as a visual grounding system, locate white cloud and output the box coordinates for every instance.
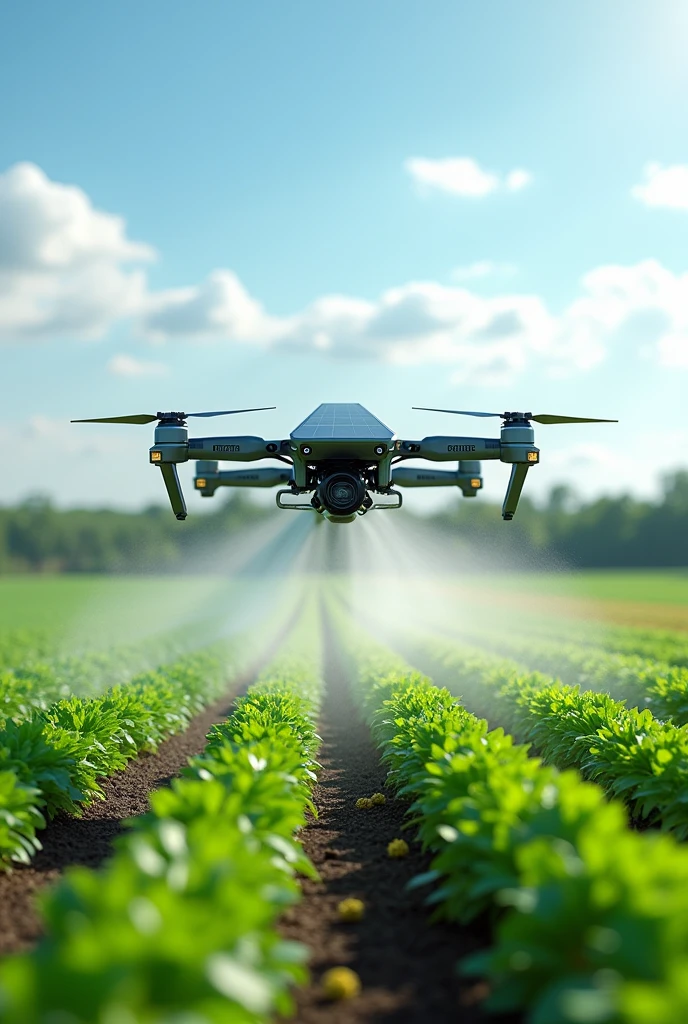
[632,162,688,210]
[132,258,688,385]
[141,269,281,344]
[0,162,153,340]
[405,156,533,197]
[2,163,687,387]
[107,354,169,377]
[264,258,688,383]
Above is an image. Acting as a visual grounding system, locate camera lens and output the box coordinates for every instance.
[318,471,366,516]
[331,481,355,507]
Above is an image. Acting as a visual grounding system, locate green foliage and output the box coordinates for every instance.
[0,770,44,866]
[0,821,309,1023]
[414,632,688,838]
[0,641,239,867]
[0,607,324,1022]
[0,494,273,573]
[466,626,688,727]
[427,469,688,568]
[336,613,688,1023]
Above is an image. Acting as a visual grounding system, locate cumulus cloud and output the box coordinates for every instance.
[2,163,687,386]
[133,258,688,385]
[141,269,281,344]
[632,162,688,210]
[107,354,169,377]
[405,156,533,197]
[262,258,688,383]
[0,162,153,340]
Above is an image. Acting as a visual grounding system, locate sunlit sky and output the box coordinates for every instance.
[2,0,688,513]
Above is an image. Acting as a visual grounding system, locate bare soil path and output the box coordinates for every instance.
[280,623,521,1023]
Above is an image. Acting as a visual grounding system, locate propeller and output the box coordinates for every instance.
[412,407,617,425]
[71,407,276,425]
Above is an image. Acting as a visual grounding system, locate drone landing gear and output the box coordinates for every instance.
[502,463,529,521]
[159,464,188,520]
[276,489,317,511]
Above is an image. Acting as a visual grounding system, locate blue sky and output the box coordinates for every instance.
[1,0,688,512]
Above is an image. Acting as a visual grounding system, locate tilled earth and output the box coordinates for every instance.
[280,628,521,1024]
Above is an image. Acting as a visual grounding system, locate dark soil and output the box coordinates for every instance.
[280,625,520,1023]
[0,684,246,955]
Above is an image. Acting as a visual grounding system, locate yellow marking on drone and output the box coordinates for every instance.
[527,451,539,463]
[196,478,207,488]
[471,478,481,488]
[150,451,162,462]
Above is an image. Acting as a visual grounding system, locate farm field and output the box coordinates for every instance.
[2,572,688,1022]
[461,570,688,631]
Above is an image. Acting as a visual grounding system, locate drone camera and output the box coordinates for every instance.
[315,469,367,518]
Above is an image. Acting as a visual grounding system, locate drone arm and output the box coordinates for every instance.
[187,436,285,462]
[393,467,462,487]
[502,463,530,520]
[392,462,483,497]
[194,464,293,496]
[158,463,188,520]
[398,436,502,462]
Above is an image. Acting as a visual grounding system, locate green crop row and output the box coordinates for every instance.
[0,578,304,715]
[402,630,688,839]
[0,623,230,717]
[0,610,324,1023]
[435,580,688,668]
[453,623,688,727]
[335,613,688,1024]
[488,611,688,669]
[0,643,242,867]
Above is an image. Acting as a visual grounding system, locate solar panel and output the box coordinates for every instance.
[291,403,394,441]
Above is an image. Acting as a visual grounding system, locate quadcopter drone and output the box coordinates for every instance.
[72,403,616,523]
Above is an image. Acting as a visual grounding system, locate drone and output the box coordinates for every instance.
[72,403,616,523]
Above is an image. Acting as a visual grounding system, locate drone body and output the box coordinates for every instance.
[72,402,616,523]
[192,404,483,523]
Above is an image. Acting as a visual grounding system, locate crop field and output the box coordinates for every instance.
[2,569,688,1023]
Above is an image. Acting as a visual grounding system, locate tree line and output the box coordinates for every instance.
[0,495,271,573]
[2,471,688,572]
[432,470,688,568]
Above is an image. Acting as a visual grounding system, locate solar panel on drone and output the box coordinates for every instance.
[291,403,394,441]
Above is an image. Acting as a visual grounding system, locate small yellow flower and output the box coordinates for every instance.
[338,898,365,922]
[355,797,373,810]
[387,838,409,858]
[370,792,386,806]
[322,966,361,1000]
